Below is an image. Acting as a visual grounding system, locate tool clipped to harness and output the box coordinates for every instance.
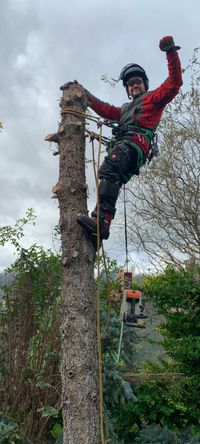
[147,133,160,164]
[119,271,147,328]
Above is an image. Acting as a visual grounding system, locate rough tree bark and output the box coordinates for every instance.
[46,82,100,443]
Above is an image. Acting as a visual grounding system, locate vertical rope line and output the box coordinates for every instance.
[123,185,129,272]
[101,244,112,339]
[117,321,124,363]
[117,185,129,364]
[95,125,105,444]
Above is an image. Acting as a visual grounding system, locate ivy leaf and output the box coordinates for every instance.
[37,406,60,418]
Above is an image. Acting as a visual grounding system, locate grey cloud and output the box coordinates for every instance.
[0,0,199,270]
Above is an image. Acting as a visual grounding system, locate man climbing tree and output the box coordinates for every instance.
[75,36,183,246]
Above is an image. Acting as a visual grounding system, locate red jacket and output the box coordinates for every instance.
[85,51,183,155]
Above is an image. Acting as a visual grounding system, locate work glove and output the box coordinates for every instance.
[159,36,180,52]
[60,80,85,92]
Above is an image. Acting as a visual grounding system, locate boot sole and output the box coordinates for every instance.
[77,215,97,236]
[77,215,102,250]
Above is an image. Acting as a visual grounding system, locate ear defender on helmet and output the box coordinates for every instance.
[119,63,149,94]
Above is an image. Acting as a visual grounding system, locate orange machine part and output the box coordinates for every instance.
[125,290,141,300]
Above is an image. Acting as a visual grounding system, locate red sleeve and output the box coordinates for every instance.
[84,89,121,121]
[150,51,183,107]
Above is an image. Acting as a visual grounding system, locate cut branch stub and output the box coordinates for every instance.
[45,133,59,143]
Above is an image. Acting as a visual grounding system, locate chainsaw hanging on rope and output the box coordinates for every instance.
[117,270,148,362]
[119,271,147,328]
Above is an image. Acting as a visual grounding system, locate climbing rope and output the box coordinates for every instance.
[92,122,105,444]
[61,107,100,123]
[101,243,112,339]
[123,185,129,272]
[117,186,129,363]
[92,123,114,443]
[85,127,111,147]
[91,128,113,338]
[117,320,124,364]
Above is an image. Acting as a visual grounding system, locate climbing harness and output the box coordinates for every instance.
[100,121,159,168]
[111,123,155,142]
[110,123,159,164]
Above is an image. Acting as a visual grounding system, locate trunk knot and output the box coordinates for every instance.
[91,392,97,401]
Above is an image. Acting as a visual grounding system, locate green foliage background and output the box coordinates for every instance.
[1,216,200,443]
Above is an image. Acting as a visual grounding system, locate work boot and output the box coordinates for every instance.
[77,215,97,237]
[76,214,100,251]
[77,211,113,241]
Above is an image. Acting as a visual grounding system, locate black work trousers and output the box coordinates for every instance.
[92,142,141,218]
[99,141,140,184]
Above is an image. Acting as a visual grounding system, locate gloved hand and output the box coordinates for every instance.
[60,81,74,90]
[159,36,180,52]
[60,80,85,92]
[74,80,85,92]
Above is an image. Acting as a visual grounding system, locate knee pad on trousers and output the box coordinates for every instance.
[99,160,121,183]
[99,142,140,184]
[99,178,120,205]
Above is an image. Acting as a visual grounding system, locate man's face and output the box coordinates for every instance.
[127,76,146,98]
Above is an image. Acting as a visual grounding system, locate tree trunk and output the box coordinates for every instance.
[50,83,100,443]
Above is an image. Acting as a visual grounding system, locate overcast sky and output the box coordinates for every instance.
[0,0,199,272]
